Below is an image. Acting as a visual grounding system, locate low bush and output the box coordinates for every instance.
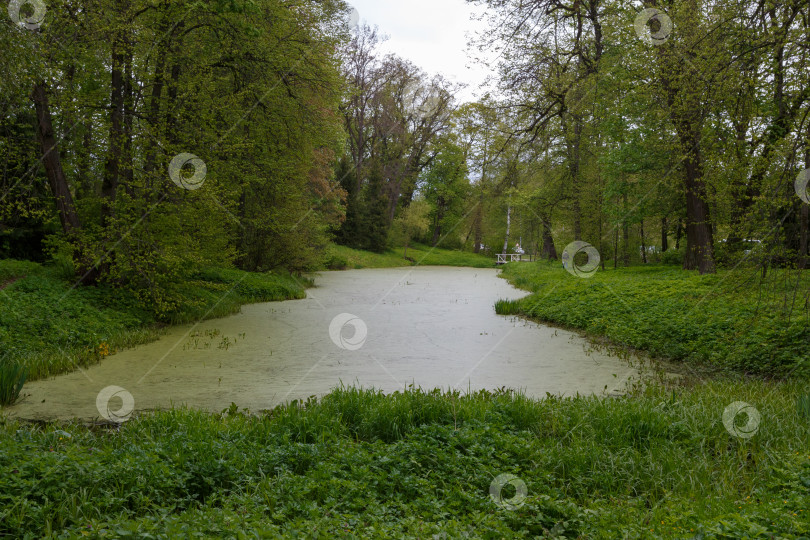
[0,361,26,405]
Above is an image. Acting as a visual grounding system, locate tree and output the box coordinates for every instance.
[391,198,430,259]
[421,138,469,247]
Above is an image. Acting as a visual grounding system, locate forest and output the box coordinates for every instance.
[2,0,809,301]
[2,0,810,537]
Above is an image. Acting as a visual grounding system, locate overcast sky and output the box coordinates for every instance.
[348,0,496,102]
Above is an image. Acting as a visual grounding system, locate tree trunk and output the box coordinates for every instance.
[32,82,99,285]
[800,204,809,270]
[675,218,683,250]
[640,219,647,264]
[563,113,583,239]
[473,189,483,253]
[122,31,134,195]
[613,225,618,269]
[800,145,810,269]
[102,31,126,221]
[661,216,668,252]
[432,198,445,246]
[143,26,167,191]
[32,82,81,235]
[682,150,715,273]
[503,204,511,253]
[540,213,557,260]
[622,193,630,266]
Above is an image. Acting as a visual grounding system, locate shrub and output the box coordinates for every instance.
[324,253,348,270]
[0,361,26,405]
[660,247,684,266]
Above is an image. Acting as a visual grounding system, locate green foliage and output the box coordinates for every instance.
[0,259,309,381]
[421,138,470,246]
[494,298,522,315]
[390,198,431,257]
[498,262,810,375]
[324,252,349,270]
[324,243,495,269]
[1,0,346,309]
[0,361,26,405]
[361,165,391,253]
[1,382,808,537]
[661,246,686,266]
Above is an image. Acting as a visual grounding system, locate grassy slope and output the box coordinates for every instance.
[327,243,496,269]
[0,260,310,381]
[1,384,809,538]
[497,261,810,376]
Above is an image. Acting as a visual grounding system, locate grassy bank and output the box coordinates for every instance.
[1,383,809,538]
[324,243,496,269]
[497,262,810,377]
[0,259,310,382]
[0,242,491,387]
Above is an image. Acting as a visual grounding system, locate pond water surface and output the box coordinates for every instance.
[7,267,637,421]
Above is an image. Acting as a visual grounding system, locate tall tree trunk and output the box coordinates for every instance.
[640,219,647,264]
[503,204,511,253]
[800,144,810,269]
[472,197,483,253]
[77,119,93,199]
[143,21,168,191]
[613,225,619,269]
[563,113,583,239]
[675,218,683,250]
[653,0,715,274]
[103,30,126,221]
[32,82,99,285]
[800,204,809,270]
[539,213,557,260]
[32,82,81,235]
[165,63,181,144]
[122,33,134,195]
[622,193,630,266]
[661,216,668,252]
[432,198,445,246]
[682,148,715,273]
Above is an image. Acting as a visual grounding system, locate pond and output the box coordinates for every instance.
[7,267,637,421]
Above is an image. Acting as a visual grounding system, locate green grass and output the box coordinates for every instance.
[1,383,809,538]
[0,259,310,383]
[497,261,810,376]
[3,256,810,537]
[324,243,496,270]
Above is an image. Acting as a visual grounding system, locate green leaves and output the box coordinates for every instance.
[2,382,809,537]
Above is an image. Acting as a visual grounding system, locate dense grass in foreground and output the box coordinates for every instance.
[497,262,810,376]
[0,260,310,382]
[324,243,496,269]
[1,384,809,538]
